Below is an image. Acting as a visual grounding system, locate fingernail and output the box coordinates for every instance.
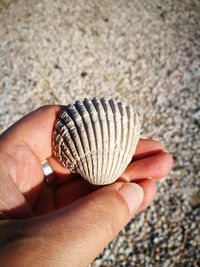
[118,183,144,213]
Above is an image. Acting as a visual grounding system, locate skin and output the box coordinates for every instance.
[0,106,173,267]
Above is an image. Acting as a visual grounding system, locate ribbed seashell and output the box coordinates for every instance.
[53,97,140,185]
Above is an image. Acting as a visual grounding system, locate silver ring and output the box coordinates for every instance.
[42,160,57,186]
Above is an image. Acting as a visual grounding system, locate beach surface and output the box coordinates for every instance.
[0,0,199,266]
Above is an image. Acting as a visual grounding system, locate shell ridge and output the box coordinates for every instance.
[66,105,90,180]
[133,113,141,153]
[111,102,124,180]
[99,98,110,184]
[83,98,99,184]
[108,98,122,183]
[100,98,115,183]
[99,98,111,184]
[117,106,134,177]
[60,149,77,172]
[112,101,128,180]
[92,98,107,184]
[92,98,102,184]
[129,114,140,159]
[91,97,104,184]
[55,130,75,165]
[55,122,83,174]
[124,106,135,167]
[59,114,88,179]
[54,123,76,164]
[74,101,94,183]
[73,104,92,180]
[121,108,140,177]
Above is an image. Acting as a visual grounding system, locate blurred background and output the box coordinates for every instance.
[0,0,199,266]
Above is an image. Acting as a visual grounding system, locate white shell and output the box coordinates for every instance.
[53,97,140,185]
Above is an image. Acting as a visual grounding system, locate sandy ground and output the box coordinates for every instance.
[0,0,200,266]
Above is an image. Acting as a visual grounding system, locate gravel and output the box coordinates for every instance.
[0,0,200,266]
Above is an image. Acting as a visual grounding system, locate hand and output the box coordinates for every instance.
[0,106,173,267]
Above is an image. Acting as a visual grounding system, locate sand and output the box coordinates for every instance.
[0,0,199,266]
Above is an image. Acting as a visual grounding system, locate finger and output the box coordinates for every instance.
[32,178,157,216]
[47,156,72,183]
[54,178,100,209]
[47,138,169,192]
[47,138,168,185]
[27,182,144,266]
[52,140,163,209]
[136,179,157,213]
[54,178,156,213]
[0,106,62,211]
[0,167,33,219]
[122,152,173,181]
[0,105,61,161]
[133,138,166,160]
[32,182,54,216]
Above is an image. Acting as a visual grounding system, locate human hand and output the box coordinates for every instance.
[0,106,173,267]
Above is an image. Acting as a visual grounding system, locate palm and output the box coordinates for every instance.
[0,106,172,219]
[0,145,98,217]
[29,154,99,216]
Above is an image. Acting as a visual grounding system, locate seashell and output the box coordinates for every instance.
[53,97,140,185]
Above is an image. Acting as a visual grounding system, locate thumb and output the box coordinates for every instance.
[28,182,143,267]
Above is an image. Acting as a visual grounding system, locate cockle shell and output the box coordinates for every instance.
[53,97,140,185]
